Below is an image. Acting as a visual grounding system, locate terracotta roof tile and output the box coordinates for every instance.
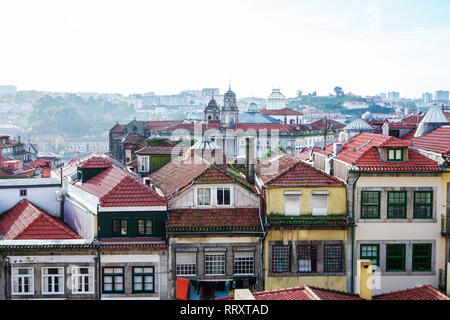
[79,156,112,169]
[411,125,450,154]
[0,199,80,240]
[99,176,167,207]
[256,152,343,187]
[260,108,304,116]
[167,208,261,233]
[373,285,450,300]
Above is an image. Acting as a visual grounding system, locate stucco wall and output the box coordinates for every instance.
[64,198,96,240]
[265,186,347,216]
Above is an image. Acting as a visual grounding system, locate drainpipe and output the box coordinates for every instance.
[351,172,361,294]
[96,244,101,300]
[4,257,10,300]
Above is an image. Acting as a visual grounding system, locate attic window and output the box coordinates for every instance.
[388,148,403,161]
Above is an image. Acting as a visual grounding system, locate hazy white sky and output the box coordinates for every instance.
[0,0,449,98]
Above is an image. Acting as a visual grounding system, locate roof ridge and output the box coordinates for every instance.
[303,285,322,300]
[373,284,449,299]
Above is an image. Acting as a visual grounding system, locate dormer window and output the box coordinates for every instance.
[387,148,403,161]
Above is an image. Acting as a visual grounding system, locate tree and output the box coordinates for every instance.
[334,86,343,97]
[296,90,303,97]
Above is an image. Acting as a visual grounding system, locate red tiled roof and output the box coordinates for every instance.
[30,158,51,168]
[79,156,112,169]
[160,123,221,132]
[194,166,235,184]
[135,141,181,155]
[234,123,297,133]
[256,152,343,187]
[167,208,261,233]
[99,176,167,207]
[0,199,80,240]
[217,284,449,300]
[309,119,345,131]
[355,147,442,172]
[315,133,441,173]
[260,108,304,116]
[256,152,298,185]
[411,125,450,154]
[110,124,125,133]
[373,285,450,300]
[98,238,167,249]
[143,120,184,132]
[147,154,211,198]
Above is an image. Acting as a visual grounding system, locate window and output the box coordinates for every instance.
[272,245,291,273]
[103,267,124,293]
[197,188,211,206]
[414,191,433,219]
[72,267,94,294]
[387,148,403,161]
[234,252,254,275]
[412,244,432,272]
[42,267,64,294]
[112,219,128,237]
[217,188,231,205]
[137,219,153,236]
[324,244,343,273]
[176,252,197,276]
[387,191,407,219]
[20,189,27,197]
[361,191,380,219]
[312,191,328,216]
[12,267,34,295]
[138,156,150,173]
[386,244,406,271]
[360,244,380,267]
[132,267,154,293]
[297,245,317,273]
[205,253,225,275]
[284,192,301,216]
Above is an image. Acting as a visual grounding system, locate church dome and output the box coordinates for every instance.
[266,88,287,110]
[344,118,374,132]
[205,97,219,111]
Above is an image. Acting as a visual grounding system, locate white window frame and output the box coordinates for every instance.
[312,191,329,216]
[216,187,232,206]
[234,252,255,276]
[284,191,301,216]
[196,187,212,206]
[176,252,197,276]
[41,267,65,295]
[204,253,226,276]
[71,266,95,294]
[11,267,34,295]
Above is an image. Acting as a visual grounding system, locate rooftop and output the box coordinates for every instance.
[0,199,80,240]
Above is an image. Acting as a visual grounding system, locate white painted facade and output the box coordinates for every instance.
[353,175,442,294]
[168,183,260,209]
[0,178,62,217]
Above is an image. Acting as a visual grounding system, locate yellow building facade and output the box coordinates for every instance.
[255,153,351,292]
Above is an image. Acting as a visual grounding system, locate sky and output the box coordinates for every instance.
[0,0,449,99]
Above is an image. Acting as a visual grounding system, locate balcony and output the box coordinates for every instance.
[442,215,450,236]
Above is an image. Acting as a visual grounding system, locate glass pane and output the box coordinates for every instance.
[114,276,123,283]
[104,283,113,291]
[396,149,402,160]
[144,267,154,273]
[114,268,123,274]
[138,220,144,235]
[224,188,230,204]
[134,267,143,274]
[217,189,223,205]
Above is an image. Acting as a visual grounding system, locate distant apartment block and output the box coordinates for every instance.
[0,85,16,97]
[342,101,369,109]
[434,90,449,102]
[387,91,400,103]
[423,92,433,104]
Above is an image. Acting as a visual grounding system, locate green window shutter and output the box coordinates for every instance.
[413,191,433,219]
[387,191,407,219]
[386,244,406,272]
[361,191,380,219]
[412,243,432,271]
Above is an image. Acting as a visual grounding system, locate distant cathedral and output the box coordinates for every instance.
[204,86,239,128]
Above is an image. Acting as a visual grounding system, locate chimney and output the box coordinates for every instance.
[333,142,343,155]
[357,259,373,300]
[245,137,255,184]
